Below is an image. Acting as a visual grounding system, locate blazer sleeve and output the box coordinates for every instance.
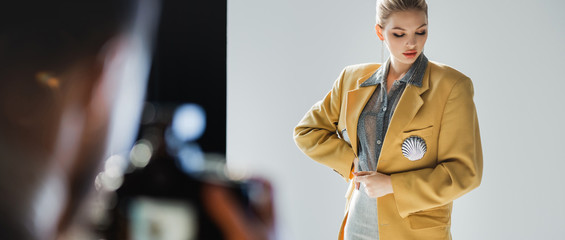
[293,68,356,182]
[391,76,483,218]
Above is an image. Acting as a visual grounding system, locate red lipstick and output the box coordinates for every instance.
[403,50,417,59]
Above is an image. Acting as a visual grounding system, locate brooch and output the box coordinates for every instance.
[401,136,427,161]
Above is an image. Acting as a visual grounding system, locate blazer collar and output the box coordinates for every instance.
[360,54,428,88]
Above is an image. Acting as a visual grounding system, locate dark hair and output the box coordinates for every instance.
[0,1,137,72]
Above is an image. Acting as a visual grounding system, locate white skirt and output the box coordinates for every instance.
[343,185,379,240]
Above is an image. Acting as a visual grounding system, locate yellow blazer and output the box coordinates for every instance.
[294,61,483,240]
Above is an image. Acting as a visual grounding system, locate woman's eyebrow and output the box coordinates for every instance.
[392,24,428,30]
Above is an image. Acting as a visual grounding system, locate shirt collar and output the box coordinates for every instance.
[360,53,428,87]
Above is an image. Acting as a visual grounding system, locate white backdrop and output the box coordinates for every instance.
[227,0,565,239]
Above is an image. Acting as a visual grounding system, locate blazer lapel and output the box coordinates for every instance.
[379,65,430,166]
[345,73,378,157]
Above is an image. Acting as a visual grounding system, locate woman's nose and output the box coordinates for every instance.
[406,36,417,48]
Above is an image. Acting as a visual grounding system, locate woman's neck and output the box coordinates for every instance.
[387,57,412,80]
[384,57,412,93]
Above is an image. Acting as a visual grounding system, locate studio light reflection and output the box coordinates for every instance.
[130,139,153,168]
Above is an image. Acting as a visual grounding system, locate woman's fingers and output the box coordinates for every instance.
[354,171,374,190]
[353,171,393,198]
[352,171,375,177]
[353,171,375,185]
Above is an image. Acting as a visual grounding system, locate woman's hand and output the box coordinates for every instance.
[351,158,359,189]
[353,171,393,198]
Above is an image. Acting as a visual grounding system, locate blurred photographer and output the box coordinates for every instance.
[0,1,160,239]
[0,1,278,239]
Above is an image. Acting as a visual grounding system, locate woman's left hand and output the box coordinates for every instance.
[353,171,393,198]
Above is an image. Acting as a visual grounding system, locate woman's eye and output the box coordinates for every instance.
[393,33,405,37]
[416,31,427,35]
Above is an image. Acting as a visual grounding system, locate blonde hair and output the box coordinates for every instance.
[376,0,428,26]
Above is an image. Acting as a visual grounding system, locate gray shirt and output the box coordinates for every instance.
[356,54,428,171]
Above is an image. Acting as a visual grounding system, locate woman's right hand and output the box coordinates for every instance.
[353,171,393,198]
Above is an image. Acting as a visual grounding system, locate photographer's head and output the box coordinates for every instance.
[0,0,160,239]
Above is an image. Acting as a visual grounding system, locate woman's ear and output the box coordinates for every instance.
[375,24,384,41]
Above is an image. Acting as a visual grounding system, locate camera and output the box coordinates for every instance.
[95,103,274,240]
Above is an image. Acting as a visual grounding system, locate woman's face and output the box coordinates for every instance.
[381,10,428,67]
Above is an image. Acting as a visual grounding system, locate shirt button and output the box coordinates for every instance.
[377,140,382,145]
[382,107,387,111]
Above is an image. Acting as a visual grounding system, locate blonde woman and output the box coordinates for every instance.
[293,0,483,239]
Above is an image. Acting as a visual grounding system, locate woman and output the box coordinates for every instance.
[293,0,483,239]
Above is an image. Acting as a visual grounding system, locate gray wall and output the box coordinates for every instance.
[227,0,565,239]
